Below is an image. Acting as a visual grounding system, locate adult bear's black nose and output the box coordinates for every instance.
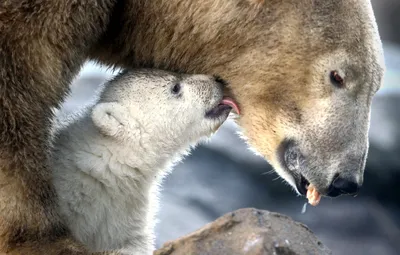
[327,175,360,197]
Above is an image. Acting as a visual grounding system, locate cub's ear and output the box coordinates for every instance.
[91,102,138,137]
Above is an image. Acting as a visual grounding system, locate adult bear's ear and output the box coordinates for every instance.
[91,102,138,138]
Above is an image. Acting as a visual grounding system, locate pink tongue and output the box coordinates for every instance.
[221,97,240,115]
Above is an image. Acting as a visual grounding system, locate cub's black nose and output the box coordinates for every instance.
[328,176,360,197]
[213,75,228,88]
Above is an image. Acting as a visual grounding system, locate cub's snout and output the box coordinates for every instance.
[183,75,240,121]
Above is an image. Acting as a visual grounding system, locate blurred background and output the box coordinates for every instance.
[60,2,400,254]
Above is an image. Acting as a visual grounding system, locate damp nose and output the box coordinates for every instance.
[213,75,228,89]
[327,175,361,197]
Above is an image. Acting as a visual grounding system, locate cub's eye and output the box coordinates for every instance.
[172,83,181,94]
[330,71,344,87]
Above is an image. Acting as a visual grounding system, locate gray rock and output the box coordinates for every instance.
[155,208,331,255]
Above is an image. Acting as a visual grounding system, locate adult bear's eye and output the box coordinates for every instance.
[330,71,344,87]
[172,83,181,94]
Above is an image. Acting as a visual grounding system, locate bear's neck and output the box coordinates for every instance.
[76,115,192,183]
[92,0,276,76]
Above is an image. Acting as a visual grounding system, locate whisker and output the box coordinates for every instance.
[261,169,275,176]
[272,176,281,181]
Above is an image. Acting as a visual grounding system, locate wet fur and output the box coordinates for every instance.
[0,0,384,253]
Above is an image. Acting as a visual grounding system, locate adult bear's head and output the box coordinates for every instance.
[95,0,385,198]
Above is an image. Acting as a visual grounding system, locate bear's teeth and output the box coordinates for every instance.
[306,184,321,206]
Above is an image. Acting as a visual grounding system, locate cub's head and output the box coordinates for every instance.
[92,69,238,146]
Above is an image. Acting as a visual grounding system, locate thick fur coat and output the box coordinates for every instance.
[0,1,384,253]
[51,70,230,254]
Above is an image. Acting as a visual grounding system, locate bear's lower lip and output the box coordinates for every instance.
[296,174,310,196]
[221,97,240,115]
[205,104,232,119]
[277,139,310,196]
[205,96,239,119]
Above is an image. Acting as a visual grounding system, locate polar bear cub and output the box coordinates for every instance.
[51,69,238,254]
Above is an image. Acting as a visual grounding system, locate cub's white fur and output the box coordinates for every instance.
[51,69,231,254]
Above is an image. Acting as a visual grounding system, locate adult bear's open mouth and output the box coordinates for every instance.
[205,97,240,118]
[278,139,310,196]
[277,139,323,206]
[296,174,310,196]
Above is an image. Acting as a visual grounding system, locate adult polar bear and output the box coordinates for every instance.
[0,0,384,254]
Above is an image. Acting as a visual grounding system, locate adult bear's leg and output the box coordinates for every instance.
[0,45,91,255]
[0,0,123,253]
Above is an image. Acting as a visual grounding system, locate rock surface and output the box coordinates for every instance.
[154,208,331,255]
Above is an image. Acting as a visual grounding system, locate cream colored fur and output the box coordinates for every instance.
[51,69,230,254]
